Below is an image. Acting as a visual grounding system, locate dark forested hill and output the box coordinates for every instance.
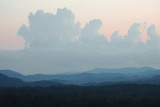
[0,84,160,107]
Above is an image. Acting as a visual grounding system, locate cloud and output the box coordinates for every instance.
[18,8,81,48]
[0,8,160,74]
[147,24,160,48]
[18,8,108,51]
[108,23,144,52]
[125,23,142,44]
[79,19,108,49]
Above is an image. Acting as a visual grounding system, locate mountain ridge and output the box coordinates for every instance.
[0,73,62,87]
[0,67,160,85]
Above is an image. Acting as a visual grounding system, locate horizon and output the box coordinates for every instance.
[0,66,158,75]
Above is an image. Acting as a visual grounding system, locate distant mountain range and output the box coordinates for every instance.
[0,73,62,87]
[0,67,160,86]
[0,73,24,87]
[87,67,155,75]
[0,70,25,79]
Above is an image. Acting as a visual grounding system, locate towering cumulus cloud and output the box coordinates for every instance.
[18,8,81,48]
[18,8,107,50]
[0,8,160,74]
[147,25,160,48]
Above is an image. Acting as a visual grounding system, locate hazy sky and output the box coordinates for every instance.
[0,0,160,74]
[0,0,160,49]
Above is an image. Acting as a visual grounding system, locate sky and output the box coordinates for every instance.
[0,0,160,74]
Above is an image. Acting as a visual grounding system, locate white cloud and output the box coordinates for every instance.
[18,8,81,49]
[147,24,160,48]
